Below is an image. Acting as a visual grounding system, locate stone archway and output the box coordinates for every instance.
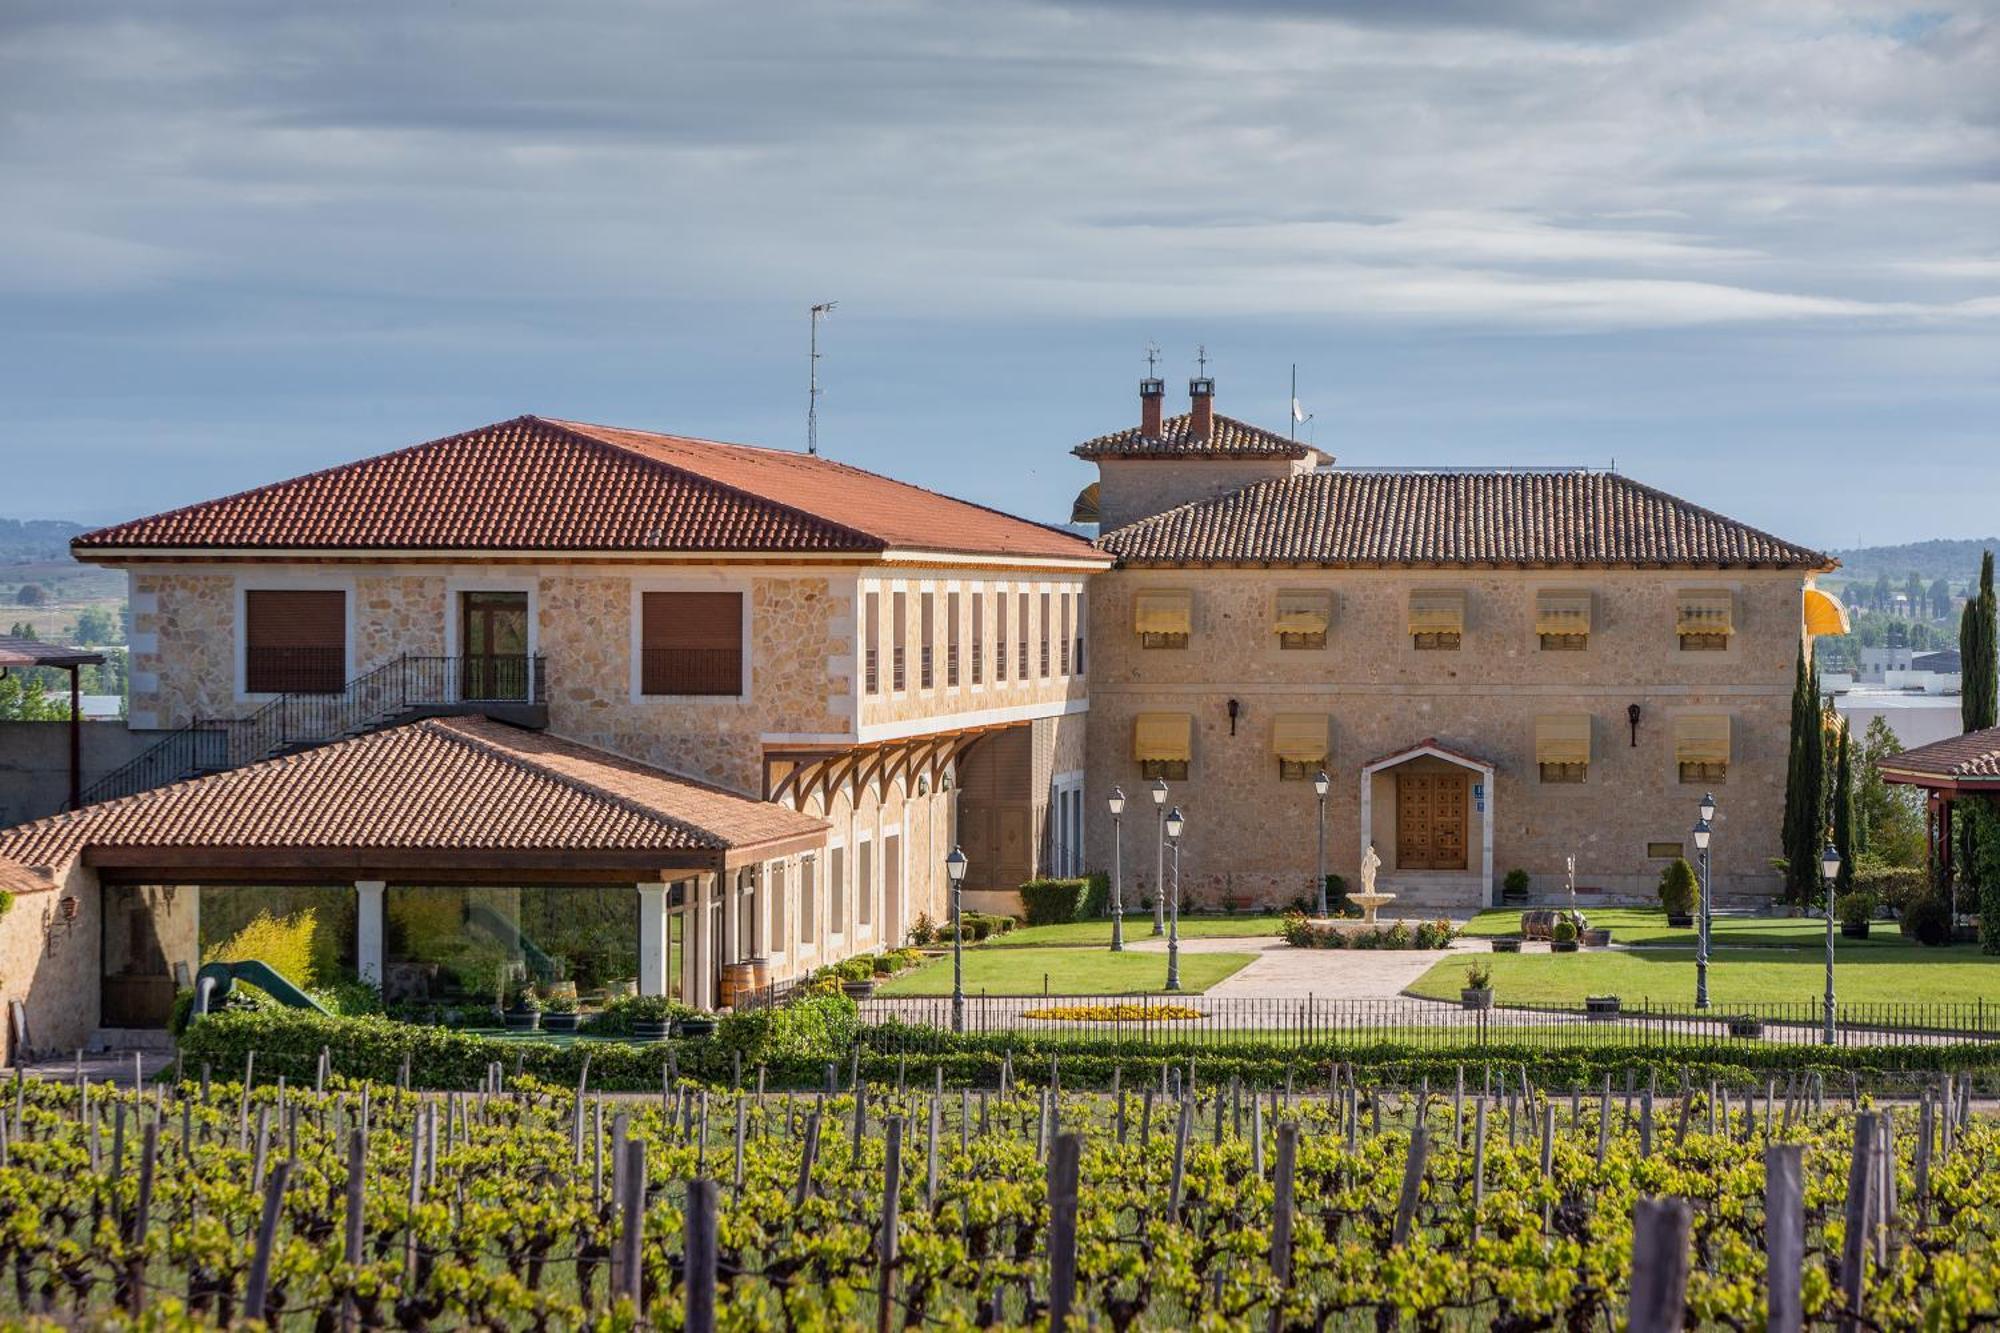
[1358,739,1497,909]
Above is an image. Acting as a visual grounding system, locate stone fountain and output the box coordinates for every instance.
[1349,844,1398,924]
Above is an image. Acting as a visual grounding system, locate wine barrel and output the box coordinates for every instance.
[719,957,771,1009]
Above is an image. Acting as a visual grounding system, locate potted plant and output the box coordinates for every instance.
[613,995,674,1042]
[1838,892,1874,940]
[839,957,879,1000]
[1490,938,1523,954]
[1658,858,1698,929]
[678,1010,717,1040]
[1502,868,1531,904]
[1551,918,1580,953]
[1585,994,1621,1018]
[1460,960,1494,1010]
[1727,1014,1764,1039]
[505,988,543,1031]
[542,992,581,1033]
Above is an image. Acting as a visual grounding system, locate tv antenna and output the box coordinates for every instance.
[808,301,837,455]
[1145,343,1160,377]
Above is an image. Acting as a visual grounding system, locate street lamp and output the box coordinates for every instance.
[1164,806,1185,991]
[945,845,969,1033]
[1821,842,1842,1046]
[1698,792,1717,941]
[1150,778,1168,936]
[1691,816,1712,1009]
[1313,770,1331,918]
[1108,786,1126,953]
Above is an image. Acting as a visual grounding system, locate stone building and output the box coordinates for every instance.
[1077,377,1839,910]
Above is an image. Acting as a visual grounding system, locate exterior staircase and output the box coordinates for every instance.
[81,654,548,806]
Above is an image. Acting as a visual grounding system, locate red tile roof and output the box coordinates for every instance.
[1100,468,1831,569]
[0,716,827,874]
[74,416,1103,563]
[1878,727,2000,784]
[1073,412,1314,461]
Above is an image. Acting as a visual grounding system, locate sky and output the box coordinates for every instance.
[2,0,1997,550]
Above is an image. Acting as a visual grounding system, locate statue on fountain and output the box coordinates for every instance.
[1350,844,1396,924]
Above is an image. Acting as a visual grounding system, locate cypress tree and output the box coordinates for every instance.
[1782,642,1825,904]
[1832,723,1854,898]
[1962,550,1997,734]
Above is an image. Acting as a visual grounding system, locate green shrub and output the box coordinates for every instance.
[1853,856,1926,917]
[1967,801,2000,956]
[1502,868,1531,900]
[907,913,938,947]
[1658,859,1698,916]
[582,993,692,1034]
[1836,892,1875,929]
[1414,918,1458,949]
[1018,878,1092,926]
[1552,917,1578,944]
[1904,895,1953,947]
[836,957,876,983]
[1084,871,1112,918]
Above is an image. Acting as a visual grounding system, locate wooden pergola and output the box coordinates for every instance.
[1878,726,2000,898]
[0,634,106,811]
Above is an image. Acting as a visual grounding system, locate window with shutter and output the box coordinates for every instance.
[640,591,743,696]
[1134,712,1192,782]
[1273,590,1331,650]
[1408,590,1465,650]
[244,589,346,693]
[1535,591,1592,651]
[1674,714,1731,783]
[1677,590,1734,651]
[1535,714,1592,783]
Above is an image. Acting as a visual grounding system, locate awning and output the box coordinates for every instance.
[1273,590,1331,636]
[1134,590,1192,636]
[1803,587,1850,637]
[1674,714,1732,765]
[1534,591,1592,637]
[1133,712,1192,763]
[1676,589,1735,637]
[1408,590,1466,636]
[1272,714,1330,764]
[1535,714,1592,766]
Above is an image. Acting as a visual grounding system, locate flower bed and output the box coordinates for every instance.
[1281,911,1458,950]
[1021,1003,1207,1022]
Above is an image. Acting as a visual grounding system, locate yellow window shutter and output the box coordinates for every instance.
[1677,589,1734,636]
[1273,590,1331,636]
[1272,713,1329,763]
[1535,714,1592,765]
[1133,712,1192,762]
[1674,714,1732,765]
[1134,590,1192,636]
[1408,589,1465,635]
[1535,591,1592,636]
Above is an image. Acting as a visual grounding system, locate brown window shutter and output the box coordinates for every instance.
[641,591,743,695]
[244,589,345,693]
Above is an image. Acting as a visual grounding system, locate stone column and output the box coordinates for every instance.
[691,873,714,1010]
[720,869,739,968]
[356,880,386,986]
[638,882,669,997]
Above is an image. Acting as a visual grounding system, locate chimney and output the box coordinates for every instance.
[1139,376,1165,438]
[1188,376,1215,440]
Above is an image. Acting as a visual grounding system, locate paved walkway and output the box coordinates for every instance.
[1120,932,1480,998]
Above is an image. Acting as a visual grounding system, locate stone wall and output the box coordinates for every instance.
[0,722,157,827]
[1086,567,1807,907]
[0,862,102,1060]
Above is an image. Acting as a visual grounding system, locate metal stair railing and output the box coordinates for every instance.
[79,653,547,807]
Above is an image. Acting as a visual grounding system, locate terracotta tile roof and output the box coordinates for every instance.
[1073,412,1314,461]
[74,416,1102,563]
[0,856,58,897]
[1099,468,1832,569]
[0,716,827,873]
[1878,727,2000,784]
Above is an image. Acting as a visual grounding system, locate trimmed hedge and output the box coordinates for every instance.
[1018,877,1092,925]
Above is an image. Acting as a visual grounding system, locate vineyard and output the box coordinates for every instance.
[1,1056,1996,1329]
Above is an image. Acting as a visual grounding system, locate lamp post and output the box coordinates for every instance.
[1164,806,1185,991]
[1313,770,1330,917]
[1698,791,1717,939]
[1150,778,1168,936]
[1692,816,1712,1009]
[1108,786,1126,953]
[1821,842,1842,1046]
[945,845,968,1033]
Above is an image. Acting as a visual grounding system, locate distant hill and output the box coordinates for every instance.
[0,518,86,562]
[1828,538,1998,589]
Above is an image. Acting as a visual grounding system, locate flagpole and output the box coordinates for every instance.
[1290,363,1297,441]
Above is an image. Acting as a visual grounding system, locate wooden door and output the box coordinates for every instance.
[1396,771,1469,871]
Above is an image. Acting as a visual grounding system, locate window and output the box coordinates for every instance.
[1646,842,1684,860]
[1135,589,1192,650]
[1674,715,1731,784]
[1059,593,1071,675]
[799,856,816,945]
[1017,592,1030,678]
[382,886,635,1002]
[995,591,1009,682]
[1409,590,1464,651]
[737,867,756,959]
[892,592,907,691]
[1134,712,1192,783]
[1677,590,1733,651]
[829,846,846,935]
[768,861,787,953]
[864,592,880,694]
[1073,591,1086,675]
[1039,592,1052,677]
[1536,591,1592,651]
[857,839,874,927]
[971,592,984,685]
[920,592,935,689]
[640,591,742,695]
[244,588,346,694]
[947,591,960,687]
[1535,714,1591,785]
[1273,713,1329,781]
[1274,590,1331,650]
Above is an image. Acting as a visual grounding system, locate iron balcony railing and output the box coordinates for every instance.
[82,653,547,806]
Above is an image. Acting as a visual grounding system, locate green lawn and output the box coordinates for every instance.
[1460,907,1919,950]
[1409,944,2000,1008]
[877,946,1257,997]
[973,914,1287,949]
